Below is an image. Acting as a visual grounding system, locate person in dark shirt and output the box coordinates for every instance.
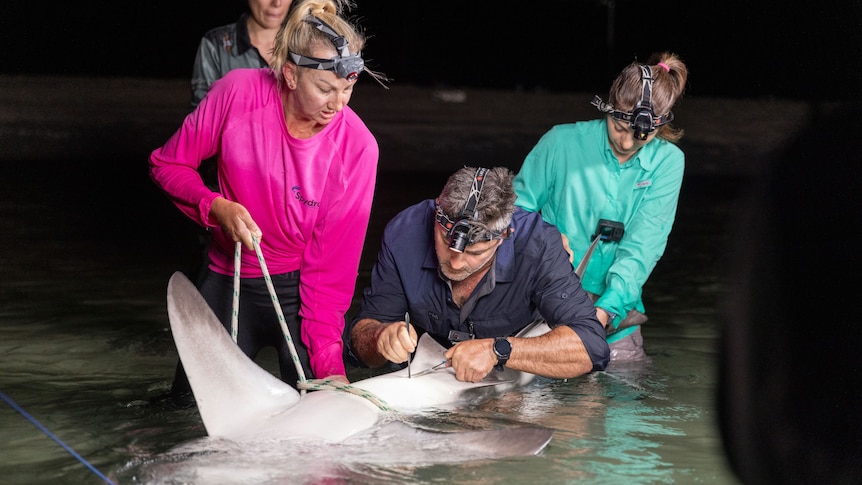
[191,0,293,107]
[348,166,609,383]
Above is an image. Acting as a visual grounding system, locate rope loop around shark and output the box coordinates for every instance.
[165,271,554,458]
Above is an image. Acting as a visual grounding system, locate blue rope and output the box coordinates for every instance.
[0,390,116,485]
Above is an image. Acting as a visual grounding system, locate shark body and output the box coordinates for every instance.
[165,271,553,458]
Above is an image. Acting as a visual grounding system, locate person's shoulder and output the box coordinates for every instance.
[382,200,434,238]
[200,21,240,43]
[203,68,277,108]
[220,66,267,81]
[512,208,558,238]
[376,200,435,258]
[511,209,564,256]
[389,200,433,224]
[656,137,684,157]
[339,106,374,135]
[542,120,602,141]
[215,68,275,91]
[329,106,378,157]
[644,137,685,169]
[549,119,601,132]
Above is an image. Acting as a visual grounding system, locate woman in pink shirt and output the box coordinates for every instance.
[150,0,384,402]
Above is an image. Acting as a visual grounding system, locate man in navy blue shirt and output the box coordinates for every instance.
[348,167,609,382]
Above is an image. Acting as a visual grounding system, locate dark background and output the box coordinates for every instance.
[2,5,860,481]
[1,0,860,101]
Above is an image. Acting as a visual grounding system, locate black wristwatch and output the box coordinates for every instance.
[493,337,512,370]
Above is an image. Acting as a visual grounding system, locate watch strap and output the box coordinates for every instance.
[493,337,511,370]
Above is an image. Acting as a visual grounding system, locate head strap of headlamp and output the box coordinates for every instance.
[287,15,364,81]
[591,64,673,140]
[460,167,487,220]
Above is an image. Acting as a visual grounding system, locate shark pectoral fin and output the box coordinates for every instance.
[448,426,555,458]
[166,272,300,439]
[352,421,554,459]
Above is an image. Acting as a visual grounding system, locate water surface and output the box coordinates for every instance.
[0,163,744,484]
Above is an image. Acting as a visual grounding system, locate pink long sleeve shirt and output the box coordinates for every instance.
[149,68,378,378]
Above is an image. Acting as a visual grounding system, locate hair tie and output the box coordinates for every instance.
[657,62,670,73]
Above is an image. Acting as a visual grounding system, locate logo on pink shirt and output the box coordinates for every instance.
[291,186,320,208]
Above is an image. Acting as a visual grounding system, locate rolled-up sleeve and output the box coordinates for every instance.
[533,223,610,371]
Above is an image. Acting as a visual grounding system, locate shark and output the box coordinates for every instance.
[165,271,554,460]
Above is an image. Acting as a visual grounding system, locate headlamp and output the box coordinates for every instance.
[435,205,509,253]
[288,52,364,81]
[591,65,673,141]
[434,167,509,253]
[288,15,364,81]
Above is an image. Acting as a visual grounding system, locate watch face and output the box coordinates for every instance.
[494,337,512,357]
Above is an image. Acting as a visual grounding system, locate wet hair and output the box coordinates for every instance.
[608,51,689,142]
[438,166,516,234]
[270,0,365,82]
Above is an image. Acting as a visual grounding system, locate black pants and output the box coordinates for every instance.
[171,269,312,395]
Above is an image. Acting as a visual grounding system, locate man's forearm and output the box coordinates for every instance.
[350,318,389,368]
[508,326,595,378]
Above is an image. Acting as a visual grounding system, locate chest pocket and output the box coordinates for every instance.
[468,299,537,339]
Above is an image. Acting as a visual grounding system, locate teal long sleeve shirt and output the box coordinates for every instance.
[513,118,684,343]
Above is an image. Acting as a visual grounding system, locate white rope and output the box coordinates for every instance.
[297,379,392,411]
[231,242,241,343]
[232,237,390,409]
[251,237,309,392]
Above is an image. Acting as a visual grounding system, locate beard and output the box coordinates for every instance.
[439,251,496,282]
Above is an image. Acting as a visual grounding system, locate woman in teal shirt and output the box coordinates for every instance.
[514,52,689,362]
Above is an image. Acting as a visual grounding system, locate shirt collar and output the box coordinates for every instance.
[600,117,661,171]
[235,12,255,56]
[633,140,660,171]
[493,229,515,283]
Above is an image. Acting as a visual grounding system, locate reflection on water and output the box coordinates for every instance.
[0,165,743,484]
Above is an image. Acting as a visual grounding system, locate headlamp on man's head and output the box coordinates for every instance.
[434,167,510,253]
[288,15,364,81]
[591,65,673,141]
[435,203,509,253]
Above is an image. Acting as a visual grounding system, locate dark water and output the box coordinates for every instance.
[0,156,745,483]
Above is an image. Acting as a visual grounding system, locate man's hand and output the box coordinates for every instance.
[444,338,496,383]
[377,321,417,364]
[210,197,263,250]
[595,308,613,329]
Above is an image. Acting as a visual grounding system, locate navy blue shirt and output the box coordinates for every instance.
[351,200,609,371]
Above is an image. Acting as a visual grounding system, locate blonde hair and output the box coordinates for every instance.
[608,52,689,142]
[271,0,365,83]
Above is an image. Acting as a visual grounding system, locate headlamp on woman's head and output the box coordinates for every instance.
[592,65,673,141]
[288,15,364,81]
[288,51,364,81]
